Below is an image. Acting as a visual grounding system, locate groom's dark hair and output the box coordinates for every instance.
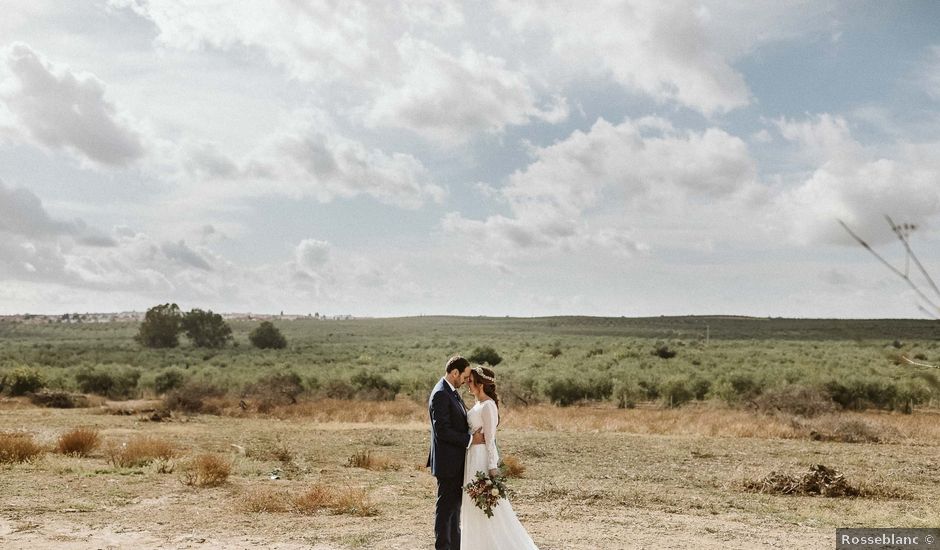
[445,355,470,373]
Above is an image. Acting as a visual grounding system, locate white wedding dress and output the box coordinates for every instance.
[461,399,539,550]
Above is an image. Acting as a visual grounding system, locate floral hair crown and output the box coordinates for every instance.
[471,364,495,382]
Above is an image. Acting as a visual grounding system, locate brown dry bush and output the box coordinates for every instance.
[238,487,291,513]
[500,455,526,478]
[330,486,378,516]
[743,464,906,499]
[346,449,399,471]
[292,483,337,514]
[808,418,894,443]
[744,464,859,497]
[0,432,44,463]
[56,427,100,456]
[181,453,232,487]
[163,381,226,414]
[753,385,836,418]
[107,435,176,467]
[29,391,90,409]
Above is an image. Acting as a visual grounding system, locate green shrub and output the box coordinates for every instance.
[752,385,835,417]
[29,391,89,408]
[822,377,925,412]
[323,379,356,400]
[74,365,140,399]
[714,372,763,404]
[154,368,186,395]
[243,370,305,410]
[164,380,225,414]
[612,379,645,409]
[3,367,45,396]
[653,345,677,359]
[468,346,502,366]
[544,377,612,406]
[350,371,400,401]
[181,309,233,348]
[135,303,183,348]
[500,373,541,406]
[660,376,695,407]
[249,321,287,350]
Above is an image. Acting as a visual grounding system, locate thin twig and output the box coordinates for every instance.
[886,215,940,303]
[838,220,940,315]
[901,355,940,369]
[916,304,940,320]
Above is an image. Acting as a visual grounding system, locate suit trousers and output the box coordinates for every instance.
[434,474,463,550]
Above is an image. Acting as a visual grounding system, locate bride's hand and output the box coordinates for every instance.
[488,468,500,478]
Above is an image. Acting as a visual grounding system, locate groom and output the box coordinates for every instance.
[428,355,484,550]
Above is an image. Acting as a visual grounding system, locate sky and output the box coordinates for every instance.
[2,0,940,318]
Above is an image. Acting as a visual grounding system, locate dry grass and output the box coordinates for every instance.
[292,483,337,513]
[0,432,44,463]
[1,403,937,548]
[238,486,291,513]
[504,404,940,444]
[181,453,232,487]
[107,435,177,468]
[500,454,526,478]
[346,449,399,470]
[56,427,100,456]
[244,438,295,468]
[237,483,379,517]
[330,486,378,516]
[240,484,378,516]
[265,398,426,423]
[210,398,940,446]
[807,418,895,443]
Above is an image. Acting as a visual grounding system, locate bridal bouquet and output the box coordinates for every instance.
[464,470,510,518]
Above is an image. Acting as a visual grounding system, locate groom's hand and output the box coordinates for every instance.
[471,430,485,445]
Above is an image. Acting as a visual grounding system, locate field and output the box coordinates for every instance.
[1,316,939,549]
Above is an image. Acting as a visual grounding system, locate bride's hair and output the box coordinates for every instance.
[469,365,499,409]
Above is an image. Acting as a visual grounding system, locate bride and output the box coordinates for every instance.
[461,365,539,550]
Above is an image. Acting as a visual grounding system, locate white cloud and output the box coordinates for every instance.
[111,1,566,144]
[367,36,568,143]
[284,238,428,308]
[446,117,756,257]
[775,113,860,162]
[0,178,115,245]
[295,239,331,273]
[921,45,940,101]
[771,114,940,245]
[160,240,213,271]
[266,116,446,207]
[0,184,223,296]
[0,42,145,166]
[175,110,446,209]
[494,0,750,115]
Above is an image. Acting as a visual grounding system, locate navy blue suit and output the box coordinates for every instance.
[428,378,470,550]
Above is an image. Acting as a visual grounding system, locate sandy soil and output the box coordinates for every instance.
[1,404,937,549]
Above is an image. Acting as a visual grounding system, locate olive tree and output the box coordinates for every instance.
[135,303,183,348]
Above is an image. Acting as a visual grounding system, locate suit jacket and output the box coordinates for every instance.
[427,377,470,478]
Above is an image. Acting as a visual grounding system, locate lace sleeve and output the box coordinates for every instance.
[481,400,500,471]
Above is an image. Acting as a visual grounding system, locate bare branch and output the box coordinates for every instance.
[839,218,940,315]
[886,215,940,303]
[916,304,940,320]
[901,354,940,369]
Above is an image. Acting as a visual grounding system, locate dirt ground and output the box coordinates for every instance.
[1,402,938,549]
